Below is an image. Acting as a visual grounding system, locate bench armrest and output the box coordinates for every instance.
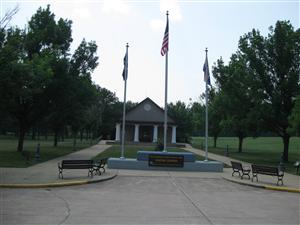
[279,171,284,176]
[294,161,300,166]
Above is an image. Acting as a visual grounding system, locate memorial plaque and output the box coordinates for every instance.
[148,154,184,167]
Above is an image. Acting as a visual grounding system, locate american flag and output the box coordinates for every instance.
[161,16,169,56]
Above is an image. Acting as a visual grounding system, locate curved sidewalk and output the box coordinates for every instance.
[1,142,299,192]
[184,144,300,193]
[0,141,117,188]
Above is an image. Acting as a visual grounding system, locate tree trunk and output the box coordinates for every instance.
[73,131,77,151]
[31,127,36,140]
[213,136,217,148]
[282,134,290,162]
[65,129,69,139]
[238,136,244,153]
[80,130,83,142]
[37,127,40,141]
[54,130,58,147]
[17,127,26,152]
[73,137,77,151]
[86,130,89,140]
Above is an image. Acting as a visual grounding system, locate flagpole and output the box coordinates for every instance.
[204,48,208,161]
[163,11,169,152]
[121,43,129,159]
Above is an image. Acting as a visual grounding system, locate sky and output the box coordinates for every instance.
[1,0,299,107]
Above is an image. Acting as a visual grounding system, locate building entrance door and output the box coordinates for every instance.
[139,126,153,142]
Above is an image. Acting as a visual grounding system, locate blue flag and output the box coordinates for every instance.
[122,50,128,81]
[203,54,211,86]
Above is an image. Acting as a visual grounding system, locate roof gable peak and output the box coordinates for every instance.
[123,97,175,124]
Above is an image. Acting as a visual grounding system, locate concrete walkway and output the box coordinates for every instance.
[183,144,300,192]
[3,172,299,225]
[0,141,299,192]
[0,141,117,187]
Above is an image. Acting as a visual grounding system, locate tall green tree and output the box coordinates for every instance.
[168,101,193,142]
[0,26,54,152]
[68,39,99,145]
[20,5,73,147]
[207,88,224,148]
[97,87,121,139]
[213,56,259,152]
[25,5,72,59]
[190,101,205,136]
[46,57,72,146]
[239,21,300,161]
[0,5,100,152]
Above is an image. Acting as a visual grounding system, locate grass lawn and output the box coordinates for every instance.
[93,145,206,161]
[0,136,95,168]
[191,136,300,175]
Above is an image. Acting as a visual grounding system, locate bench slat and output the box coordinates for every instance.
[62,164,93,169]
[231,161,243,170]
[62,160,93,165]
[252,165,278,175]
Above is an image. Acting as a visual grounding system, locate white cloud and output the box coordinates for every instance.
[72,8,92,20]
[102,0,130,15]
[160,0,182,22]
[150,0,182,32]
[149,19,165,32]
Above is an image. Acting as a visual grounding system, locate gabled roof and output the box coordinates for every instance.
[122,97,175,124]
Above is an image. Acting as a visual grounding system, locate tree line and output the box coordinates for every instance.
[0,6,299,162]
[168,20,300,162]
[0,6,125,151]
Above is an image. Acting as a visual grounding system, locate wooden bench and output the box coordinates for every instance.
[58,160,94,179]
[230,161,251,179]
[93,158,108,175]
[251,164,284,186]
[294,161,300,174]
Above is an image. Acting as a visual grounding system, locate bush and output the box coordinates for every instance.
[155,139,164,151]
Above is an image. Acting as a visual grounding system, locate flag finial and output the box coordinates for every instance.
[126,43,129,48]
[166,11,169,16]
[205,47,208,54]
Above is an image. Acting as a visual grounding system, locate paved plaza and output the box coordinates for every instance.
[1,171,299,225]
[1,142,300,225]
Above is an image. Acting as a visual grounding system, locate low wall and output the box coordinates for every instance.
[108,157,223,172]
[136,151,196,162]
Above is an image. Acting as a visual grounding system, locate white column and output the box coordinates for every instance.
[134,124,140,142]
[171,126,177,144]
[153,125,158,143]
[115,123,121,141]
